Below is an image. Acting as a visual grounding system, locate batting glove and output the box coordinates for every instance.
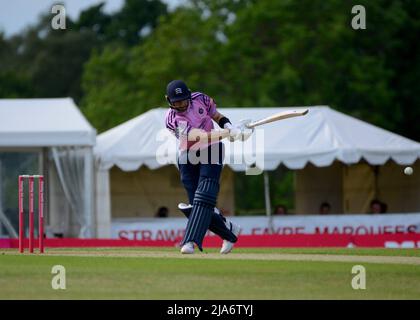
[224,123,242,142]
[237,119,254,141]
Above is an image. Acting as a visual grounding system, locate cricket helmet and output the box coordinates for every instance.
[166,80,191,104]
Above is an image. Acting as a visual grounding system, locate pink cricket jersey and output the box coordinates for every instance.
[165,92,219,151]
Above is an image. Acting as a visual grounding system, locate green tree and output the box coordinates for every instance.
[74,2,112,38]
[81,0,419,139]
[25,27,97,101]
[75,0,168,46]
[106,0,168,46]
[221,3,378,113]
[0,0,168,103]
[0,32,33,97]
[220,0,419,138]
[82,6,224,131]
[82,46,138,130]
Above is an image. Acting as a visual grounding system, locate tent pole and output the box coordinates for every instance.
[264,171,272,216]
[84,147,94,238]
[264,171,274,234]
[373,165,379,200]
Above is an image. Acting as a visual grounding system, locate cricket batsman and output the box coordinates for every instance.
[164,80,252,254]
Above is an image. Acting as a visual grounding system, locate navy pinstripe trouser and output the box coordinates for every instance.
[178,142,237,250]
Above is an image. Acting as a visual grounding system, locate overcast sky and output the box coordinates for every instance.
[0,0,184,37]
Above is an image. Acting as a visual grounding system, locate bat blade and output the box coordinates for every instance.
[246,108,309,128]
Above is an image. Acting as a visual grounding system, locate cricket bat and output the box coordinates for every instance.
[245,108,309,129]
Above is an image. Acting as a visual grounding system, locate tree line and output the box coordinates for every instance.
[1,0,418,141]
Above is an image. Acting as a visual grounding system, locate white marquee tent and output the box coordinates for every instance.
[0,98,95,146]
[0,98,96,238]
[94,106,420,237]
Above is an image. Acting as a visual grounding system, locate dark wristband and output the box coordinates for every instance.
[218,116,231,128]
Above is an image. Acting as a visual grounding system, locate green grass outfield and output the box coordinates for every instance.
[1,247,420,299]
